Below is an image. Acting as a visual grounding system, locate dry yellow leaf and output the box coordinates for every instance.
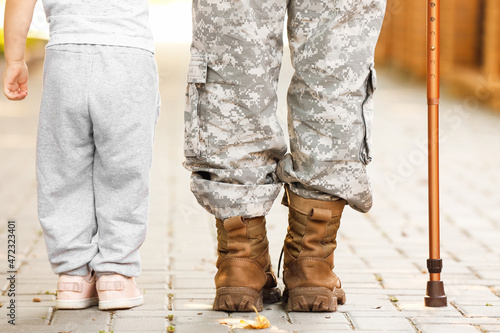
[219,306,271,330]
[241,306,270,329]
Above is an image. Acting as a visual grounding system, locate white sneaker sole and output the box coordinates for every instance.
[56,297,99,309]
[99,295,144,310]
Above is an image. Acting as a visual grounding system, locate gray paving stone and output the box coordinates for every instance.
[414,317,500,325]
[345,331,413,333]
[171,276,215,289]
[173,314,225,325]
[340,294,393,307]
[170,258,217,272]
[114,309,169,318]
[141,283,169,291]
[446,285,499,301]
[453,300,500,307]
[171,324,229,333]
[415,324,482,333]
[51,308,109,330]
[271,324,354,333]
[141,264,169,272]
[0,324,78,333]
[479,325,500,332]
[454,304,500,317]
[7,317,50,326]
[112,316,167,331]
[173,298,213,311]
[166,310,229,320]
[341,282,384,290]
[170,288,217,296]
[113,331,166,333]
[288,311,349,324]
[128,302,167,311]
[136,273,169,284]
[14,294,55,302]
[170,292,216,300]
[349,316,415,331]
[16,305,53,319]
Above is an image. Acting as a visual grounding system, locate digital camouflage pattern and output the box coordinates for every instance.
[184,0,387,219]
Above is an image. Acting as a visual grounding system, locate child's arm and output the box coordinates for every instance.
[3,0,37,101]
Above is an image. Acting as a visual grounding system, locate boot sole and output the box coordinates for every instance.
[213,286,281,312]
[283,287,346,312]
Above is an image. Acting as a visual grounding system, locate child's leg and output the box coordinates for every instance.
[37,45,98,276]
[87,46,160,277]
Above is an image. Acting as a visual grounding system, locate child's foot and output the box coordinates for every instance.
[56,271,98,309]
[97,274,143,310]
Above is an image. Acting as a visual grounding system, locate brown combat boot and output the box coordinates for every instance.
[213,216,281,311]
[281,185,347,312]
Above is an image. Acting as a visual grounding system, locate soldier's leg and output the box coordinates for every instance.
[277,0,387,312]
[184,0,288,311]
[184,0,288,220]
[278,0,386,212]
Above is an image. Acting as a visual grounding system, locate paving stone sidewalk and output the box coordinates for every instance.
[1,43,499,333]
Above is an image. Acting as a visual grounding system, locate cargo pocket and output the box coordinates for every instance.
[359,64,377,165]
[184,52,208,158]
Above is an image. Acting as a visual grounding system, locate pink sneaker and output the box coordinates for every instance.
[56,271,98,309]
[97,274,144,310]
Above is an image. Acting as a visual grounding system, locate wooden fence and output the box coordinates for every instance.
[375,0,500,110]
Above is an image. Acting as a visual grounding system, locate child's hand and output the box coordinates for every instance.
[3,61,29,101]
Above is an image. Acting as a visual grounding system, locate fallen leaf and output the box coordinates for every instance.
[242,306,270,329]
[33,298,42,303]
[219,306,271,329]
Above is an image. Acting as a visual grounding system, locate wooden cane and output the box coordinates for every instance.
[425,0,447,307]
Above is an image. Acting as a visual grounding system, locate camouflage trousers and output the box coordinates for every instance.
[184,0,387,220]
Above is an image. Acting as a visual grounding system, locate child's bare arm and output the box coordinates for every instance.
[3,0,38,100]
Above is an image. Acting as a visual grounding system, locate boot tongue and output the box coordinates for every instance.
[224,216,246,231]
[246,216,264,228]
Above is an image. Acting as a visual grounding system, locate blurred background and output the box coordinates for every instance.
[376,0,500,110]
[0,0,193,55]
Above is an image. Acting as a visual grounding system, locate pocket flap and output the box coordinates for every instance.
[187,52,208,84]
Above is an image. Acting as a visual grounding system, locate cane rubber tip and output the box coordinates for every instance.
[424,281,447,307]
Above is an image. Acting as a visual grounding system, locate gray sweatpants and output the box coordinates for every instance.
[184,0,386,219]
[37,44,160,277]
